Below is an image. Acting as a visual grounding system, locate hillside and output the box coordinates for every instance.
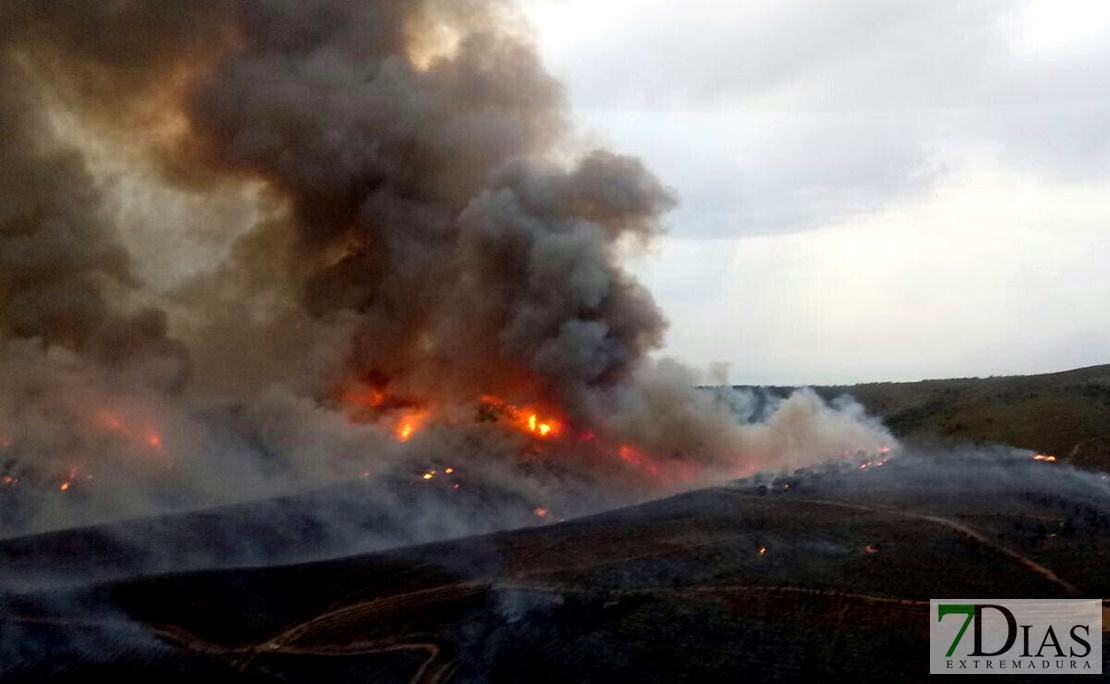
[5,454,1110,682]
[753,364,1110,470]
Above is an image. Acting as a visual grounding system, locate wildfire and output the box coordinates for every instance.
[398,422,416,441]
[419,467,460,482]
[337,382,430,443]
[478,396,563,439]
[344,387,386,409]
[341,385,575,446]
[100,411,168,459]
[758,545,767,555]
[527,413,556,437]
[57,466,85,492]
[534,507,549,518]
[619,445,644,466]
[393,408,429,442]
[858,455,890,470]
[1033,454,1057,463]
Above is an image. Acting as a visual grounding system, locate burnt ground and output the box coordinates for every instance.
[2,453,1110,682]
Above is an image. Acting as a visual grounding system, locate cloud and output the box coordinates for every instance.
[630,169,1110,385]
[575,108,939,237]
[527,0,1110,238]
[531,0,1110,111]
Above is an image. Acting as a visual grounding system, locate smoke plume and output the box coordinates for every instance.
[0,0,893,544]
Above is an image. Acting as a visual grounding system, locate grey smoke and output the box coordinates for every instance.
[0,0,894,545]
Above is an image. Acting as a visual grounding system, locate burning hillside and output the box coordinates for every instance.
[0,0,892,541]
[3,450,1110,681]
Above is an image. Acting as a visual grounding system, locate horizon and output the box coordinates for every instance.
[712,358,1107,388]
[725,359,1110,388]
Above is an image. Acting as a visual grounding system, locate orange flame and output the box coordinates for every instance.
[339,383,430,443]
[1033,454,1057,462]
[394,408,430,442]
[479,396,562,439]
[527,413,559,437]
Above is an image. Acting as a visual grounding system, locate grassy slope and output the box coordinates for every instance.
[751,364,1110,470]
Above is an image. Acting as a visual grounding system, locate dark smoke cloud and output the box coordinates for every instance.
[0,0,894,543]
[7,0,673,407]
[0,54,128,348]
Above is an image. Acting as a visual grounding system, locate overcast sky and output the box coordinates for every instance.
[521,0,1110,385]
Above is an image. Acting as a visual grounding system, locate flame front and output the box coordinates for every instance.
[398,421,417,442]
[334,385,672,479]
[477,396,564,440]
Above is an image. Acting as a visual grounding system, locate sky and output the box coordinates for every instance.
[521,0,1110,385]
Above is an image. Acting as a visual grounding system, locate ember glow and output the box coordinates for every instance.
[619,445,644,466]
[343,387,386,410]
[1033,454,1058,462]
[478,396,565,440]
[100,412,166,454]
